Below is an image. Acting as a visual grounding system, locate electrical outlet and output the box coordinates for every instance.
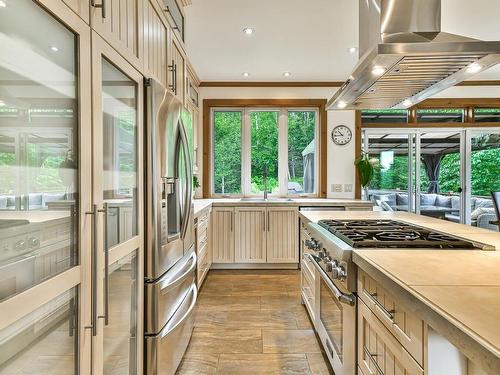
[331,184,343,192]
[344,184,353,192]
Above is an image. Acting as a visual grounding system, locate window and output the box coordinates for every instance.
[211,108,319,196]
[474,108,500,123]
[416,108,464,123]
[361,109,408,124]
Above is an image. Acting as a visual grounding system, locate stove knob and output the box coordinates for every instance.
[305,239,317,249]
[332,266,347,280]
[325,260,334,272]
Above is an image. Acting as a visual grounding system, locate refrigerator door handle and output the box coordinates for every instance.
[179,124,192,240]
[159,284,197,339]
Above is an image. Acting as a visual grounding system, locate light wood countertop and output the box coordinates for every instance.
[300,210,500,374]
[0,210,70,223]
[193,198,373,218]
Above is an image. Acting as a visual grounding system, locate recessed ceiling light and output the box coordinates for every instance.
[50,46,59,52]
[243,27,255,36]
[283,72,291,77]
[466,62,482,74]
[0,100,5,107]
[337,101,348,109]
[372,66,386,76]
[402,99,413,107]
[242,72,250,77]
[0,1,6,8]
[348,46,358,54]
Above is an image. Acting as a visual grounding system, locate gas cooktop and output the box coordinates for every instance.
[317,219,487,249]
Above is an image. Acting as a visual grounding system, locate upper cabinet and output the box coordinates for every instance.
[168,36,186,103]
[143,0,168,87]
[187,65,200,108]
[90,0,143,69]
[63,0,90,23]
[162,0,185,42]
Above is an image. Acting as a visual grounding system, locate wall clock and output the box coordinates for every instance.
[331,125,352,145]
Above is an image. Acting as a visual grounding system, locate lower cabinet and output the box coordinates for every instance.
[211,207,235,263]
[358,300,424,375]
[235,207,267,263]
[212,205,299,266]
[195,208,212,287]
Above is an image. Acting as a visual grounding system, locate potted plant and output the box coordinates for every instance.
[354,152,375,201]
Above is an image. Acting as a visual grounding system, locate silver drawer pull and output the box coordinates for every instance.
[364,347,384,375]
[366,291,396,321]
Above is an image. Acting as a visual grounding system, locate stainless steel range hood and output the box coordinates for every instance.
[327,0,500,110]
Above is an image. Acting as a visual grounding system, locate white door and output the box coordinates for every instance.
[91,32,144,374]
[0,0,92,373]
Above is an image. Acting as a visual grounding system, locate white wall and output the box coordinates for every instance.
[197,86,358,198]
[197,85,500,199]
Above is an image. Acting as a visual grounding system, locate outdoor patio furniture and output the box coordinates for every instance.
[491,192,500,232]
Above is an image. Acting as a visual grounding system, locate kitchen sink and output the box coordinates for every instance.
[239,198,295,202]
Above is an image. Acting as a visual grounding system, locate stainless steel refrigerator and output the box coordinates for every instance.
[144,78,197,375]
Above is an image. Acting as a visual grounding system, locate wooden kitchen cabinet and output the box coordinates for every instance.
[168,36,186,104]
[90,0,143,69]
[196,208,212,287]
[358,300,424,375]
[235,207,267,263]
[358,269,425,366]
[63,0,90,23]
[142,0,168,87]
[266,207,298,263]
[211,207,235,263]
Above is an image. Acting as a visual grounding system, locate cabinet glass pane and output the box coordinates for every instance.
[251,111,279,194]
[104,250,138,374]
[288,111,316,194]
[0,0,78,301]
[213,111,242,194]
[0,287,79,374]
[102,59,138,248]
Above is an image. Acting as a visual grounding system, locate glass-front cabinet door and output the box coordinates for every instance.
[91,32,144,375]
[0,0,92,374]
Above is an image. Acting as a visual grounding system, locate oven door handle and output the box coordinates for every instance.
[305,253,356,306]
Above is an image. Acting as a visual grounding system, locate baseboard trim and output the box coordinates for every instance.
[211,263,299,270]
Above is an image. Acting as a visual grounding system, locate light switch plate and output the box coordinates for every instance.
[331,184,343,192]
[344,184,353,192]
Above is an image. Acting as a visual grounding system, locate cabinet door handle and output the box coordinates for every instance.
[366,291,396,321]
[168,60,175,93]
[230,211,233,232]
[85,205,98,336]
[267,211,270,232]
[91,0,106,18]
[364,347,384,375]
[98,203,109,326]
[174,63,178,95]
[262,211,266,232]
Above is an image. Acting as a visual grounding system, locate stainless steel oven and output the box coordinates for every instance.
[307,253,356,375]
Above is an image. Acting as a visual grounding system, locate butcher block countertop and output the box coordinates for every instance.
[193,198,373,218]
[300,210,500,375]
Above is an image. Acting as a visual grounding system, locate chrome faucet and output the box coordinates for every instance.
[263,164,268,200]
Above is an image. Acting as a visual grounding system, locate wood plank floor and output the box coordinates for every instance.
[176,270,334,375]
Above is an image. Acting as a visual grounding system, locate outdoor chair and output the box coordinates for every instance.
[491,192,500,232]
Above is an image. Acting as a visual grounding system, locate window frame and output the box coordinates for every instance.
[210,107,320,198]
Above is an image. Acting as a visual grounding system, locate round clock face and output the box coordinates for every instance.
[332,125,352,145]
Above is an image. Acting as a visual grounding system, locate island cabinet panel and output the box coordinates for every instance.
[211,207,235,263]
[359,300,424,375]
[358,270,425,367]
[267,207,298,263]
[63,0,90,23]
[142,0,168,87]
[235,207,267,263]
[90,0,142,69]
[196,208,212,287]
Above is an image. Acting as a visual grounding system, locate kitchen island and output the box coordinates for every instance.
[299,210,500,375]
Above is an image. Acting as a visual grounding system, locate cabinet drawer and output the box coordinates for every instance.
[198,210,210,229]
[301,251,315,281]
[301,260,315,319]
[358,269,424,366]
[358,300,423,375]
[197,244,210,288]
[197,225,208,250]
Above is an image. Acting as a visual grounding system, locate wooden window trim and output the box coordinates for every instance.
[203,99,327,198]
[354,98,500,198]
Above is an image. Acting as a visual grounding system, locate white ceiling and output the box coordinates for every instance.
[185,0,500,82]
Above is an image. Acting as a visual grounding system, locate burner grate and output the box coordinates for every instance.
[318,219,479,249]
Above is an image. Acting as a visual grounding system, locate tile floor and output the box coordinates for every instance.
[176,270,334,375]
